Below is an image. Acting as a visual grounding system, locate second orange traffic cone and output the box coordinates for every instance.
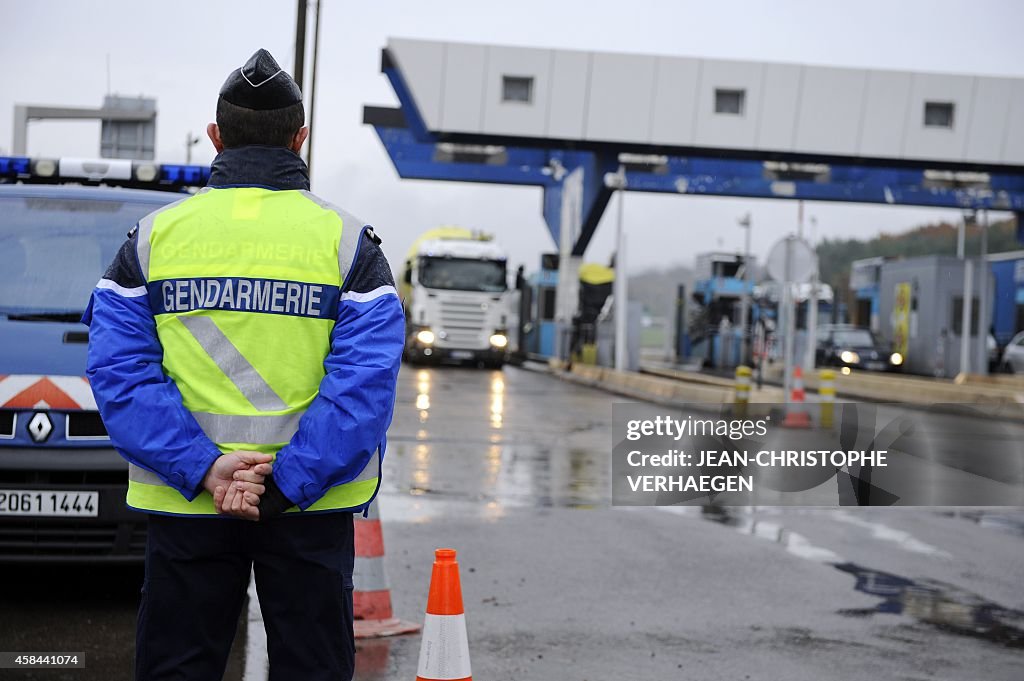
[353,501,421,638]
[782,366,812,428]
[415,548,472,681]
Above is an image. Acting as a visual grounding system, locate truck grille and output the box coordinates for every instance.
[438,300,487,347]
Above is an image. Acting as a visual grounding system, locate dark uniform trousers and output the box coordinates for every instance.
[136,512,355,681]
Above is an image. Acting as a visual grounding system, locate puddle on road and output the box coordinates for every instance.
[696,506,1024,649]
[833,562,1024,649]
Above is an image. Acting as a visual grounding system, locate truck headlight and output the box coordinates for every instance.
[840,350,859,364]
[890,352,903,366]
[416,329,435,345]
[489,333,508,348]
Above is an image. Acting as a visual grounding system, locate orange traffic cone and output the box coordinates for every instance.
[353,501,421,638]
[415,549,472,681]
[782,366,812,428]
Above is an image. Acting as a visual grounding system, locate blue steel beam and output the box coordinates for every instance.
[368,118,1024,253]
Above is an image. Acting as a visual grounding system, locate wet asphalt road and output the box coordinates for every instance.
[2,364,1024,680]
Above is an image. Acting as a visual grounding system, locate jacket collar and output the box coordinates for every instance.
[207,145,310,191]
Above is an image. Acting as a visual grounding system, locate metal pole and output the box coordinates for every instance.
[12,105,28,155]
[613,173,628,371]
[976,208,989,375]
[958,211,970,374]
[957,218,966,259]
[293,0,308,91]
[306,0,322,175]
[805,217,819,371]
[738,213,752,366]
[782,236,795,401]
[961,259,974,375]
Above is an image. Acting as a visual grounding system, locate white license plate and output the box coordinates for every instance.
[449,350,474,360]
[0,489,99,517]
[866,361,886,370]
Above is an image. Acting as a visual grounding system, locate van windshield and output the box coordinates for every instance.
[418,257,507,293]
[0,194,170,315]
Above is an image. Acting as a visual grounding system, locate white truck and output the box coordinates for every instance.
[400,227,513,367]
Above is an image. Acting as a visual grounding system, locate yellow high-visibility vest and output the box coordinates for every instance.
[125,187,378,514]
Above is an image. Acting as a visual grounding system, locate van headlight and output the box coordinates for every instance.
[840,350,859,364]
[489,333,508,348]
[890,352,903,366]
[416,329,435,345]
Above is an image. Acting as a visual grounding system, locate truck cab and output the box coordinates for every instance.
[401,229,511,368]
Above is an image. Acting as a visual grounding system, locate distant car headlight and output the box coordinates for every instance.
[890,352,903,366]
[416,329,435,345]
[840,350,860,364]
[489,333,508,348]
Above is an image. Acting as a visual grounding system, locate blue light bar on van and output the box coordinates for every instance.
[160,164,212,186]
[0,156,31,178]
[0,155,211,191]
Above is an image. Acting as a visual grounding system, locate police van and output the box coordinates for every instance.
[0,156,207,561]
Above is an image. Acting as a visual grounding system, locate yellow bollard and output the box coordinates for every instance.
[734,365,752,418]
[819,369,836,428]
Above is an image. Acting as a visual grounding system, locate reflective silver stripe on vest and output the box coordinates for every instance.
[191,411,303,445]
[354,450,381,483]
[135,188,208,280]
[128,463,165,486]
[299,190,365,287]
[178,316,289,412]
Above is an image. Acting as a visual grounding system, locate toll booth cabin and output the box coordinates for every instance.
[688,252,757,368]
[520,253,560,359]
[877,256,991,376]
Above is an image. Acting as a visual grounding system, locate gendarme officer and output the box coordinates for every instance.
[84,48,404,681]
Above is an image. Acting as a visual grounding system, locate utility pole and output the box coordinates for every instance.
[737,212,752,366]
[293,0,308,92]
[306,0,323,177]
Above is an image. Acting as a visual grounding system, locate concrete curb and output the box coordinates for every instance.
[549,360,784,410]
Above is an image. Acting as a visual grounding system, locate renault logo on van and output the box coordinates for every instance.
[27,412,53,443]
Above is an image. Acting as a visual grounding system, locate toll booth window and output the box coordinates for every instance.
[952,296,979,335]
[714,89,745,115]
[502,76,534,104]
[924,102,954,128]
[540,288,557,321]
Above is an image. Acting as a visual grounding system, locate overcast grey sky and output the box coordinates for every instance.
[2,0,1022,273]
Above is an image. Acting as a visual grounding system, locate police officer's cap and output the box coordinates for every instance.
[219,49,302,111]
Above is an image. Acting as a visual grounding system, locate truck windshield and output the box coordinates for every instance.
[418,257,507,292]
[0,194,169,315]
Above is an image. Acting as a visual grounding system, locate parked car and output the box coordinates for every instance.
[815,324,903,372]
[1000,331,1024,373]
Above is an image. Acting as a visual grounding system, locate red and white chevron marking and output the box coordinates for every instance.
[0,375,96,410]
